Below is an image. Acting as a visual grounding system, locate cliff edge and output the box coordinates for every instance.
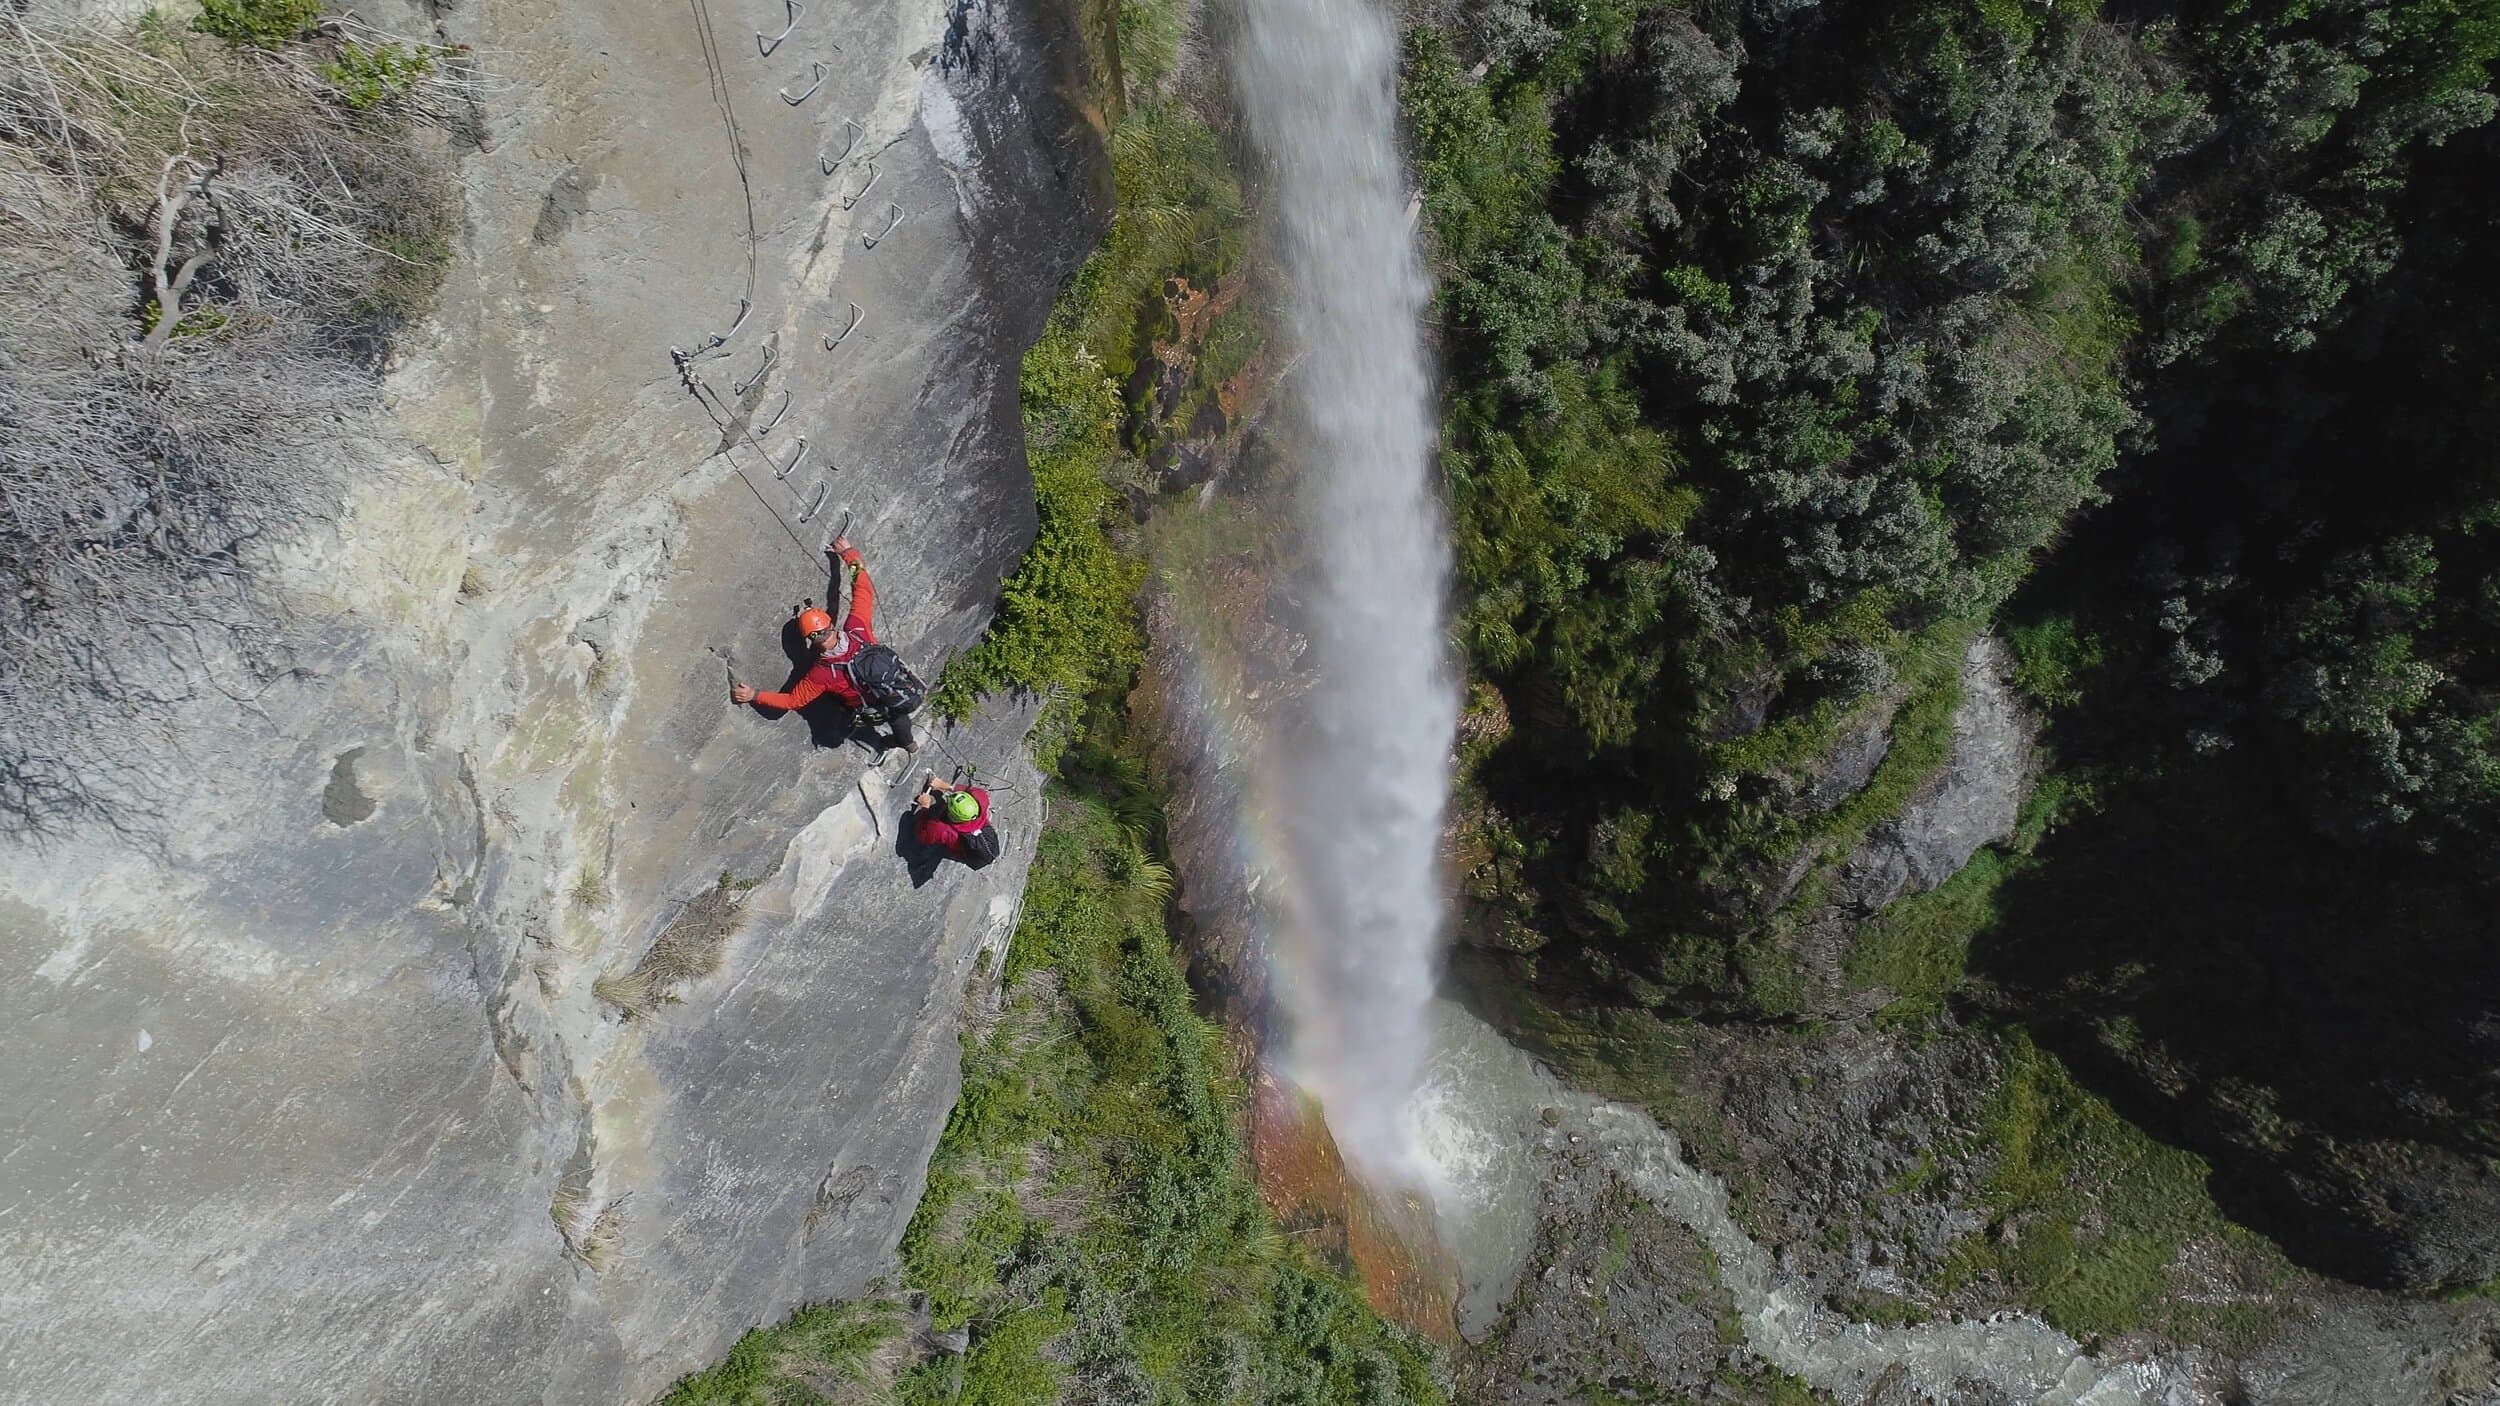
[0,0,1102,1399]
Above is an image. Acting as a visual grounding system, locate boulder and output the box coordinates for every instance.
[1831,636,2033,915]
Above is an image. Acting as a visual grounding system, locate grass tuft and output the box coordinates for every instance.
[1935,1030,2243,1341]
[1845,849,2016,1023]
[580,1198,626,1271]
[656,1300,904,1406]
[592,886,745,1018]
[592,968,665,1019]
[194,0,319,48]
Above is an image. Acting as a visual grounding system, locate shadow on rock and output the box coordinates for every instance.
[1968,750,2500,1293]
[894,801,944,889]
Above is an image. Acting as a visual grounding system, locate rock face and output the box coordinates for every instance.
[1453,1159,1745,1405]
[2231,1292,2500,1406]
[1770,635,2033,1012]
[0,0,1100,1401]
[1798,709,1893,815]
[1830,636,2032,916]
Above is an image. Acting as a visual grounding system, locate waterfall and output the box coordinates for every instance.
[1234,0,1459,1185]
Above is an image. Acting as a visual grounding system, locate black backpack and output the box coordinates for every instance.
[843,642,925,715]
[956,821,1002,870]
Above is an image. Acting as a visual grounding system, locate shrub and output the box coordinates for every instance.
[322,41,435,110]
[932,98,1238,764]
[933,319,1144,770]
[195,0,320,48]
[0,20,457,834]
[655,1301,901,1405]
[2008,616,2103,709]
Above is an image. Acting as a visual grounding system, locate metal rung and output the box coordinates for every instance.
[823,301,864,351]
[839,159,879,210]
[691,296,752,355]
[820,118,864,174]
[780,62,825,105]
[756,0,802,55]
[862,202,902,249]
[732,343,777,396]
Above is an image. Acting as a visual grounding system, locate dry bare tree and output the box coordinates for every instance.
[0,12,466,834]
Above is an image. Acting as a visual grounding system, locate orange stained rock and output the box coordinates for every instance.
[1248,1068,1459,1344]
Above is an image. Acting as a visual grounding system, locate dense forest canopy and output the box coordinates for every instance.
[1411,0,2498,992]
[1966,116,2500,1293]
[1410,0,2500,1291]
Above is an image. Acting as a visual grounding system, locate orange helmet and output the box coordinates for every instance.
[795,607,835,638]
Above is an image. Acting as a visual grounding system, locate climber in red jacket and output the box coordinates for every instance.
[911,772,1000,868]
[730,536,922,754]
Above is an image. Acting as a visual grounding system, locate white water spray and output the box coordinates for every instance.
[1235,0,1458,1184]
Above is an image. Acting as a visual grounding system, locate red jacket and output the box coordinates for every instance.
[752,552,877,711]
[916,787,992,855]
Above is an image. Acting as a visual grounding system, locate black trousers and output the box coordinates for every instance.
[851,700,916,750]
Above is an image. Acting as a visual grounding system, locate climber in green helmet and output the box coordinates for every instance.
[912,772,1001,870]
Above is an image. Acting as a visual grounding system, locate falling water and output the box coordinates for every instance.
[1217,11,2187,1398]
[1220,12,2183,1398]
[1233,0,1458,1184]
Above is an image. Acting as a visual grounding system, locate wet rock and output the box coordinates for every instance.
[1595,1014,2500,1406]
[1436,1001,2202,1404]
[1454,1162,1735,1405]
[1679,1020,2000,1304]
[1863,1366,2019,1406]
[2231,1292,2500,1406]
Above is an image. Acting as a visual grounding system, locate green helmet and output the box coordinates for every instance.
[945,790,981,824]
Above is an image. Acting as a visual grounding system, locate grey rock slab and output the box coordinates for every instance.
[1834,636,2034,914]
[0,0,1098,1398]
[2232,1293,2499,1406]
[1774,637,2034,1009]
[1803,709,1895,815]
